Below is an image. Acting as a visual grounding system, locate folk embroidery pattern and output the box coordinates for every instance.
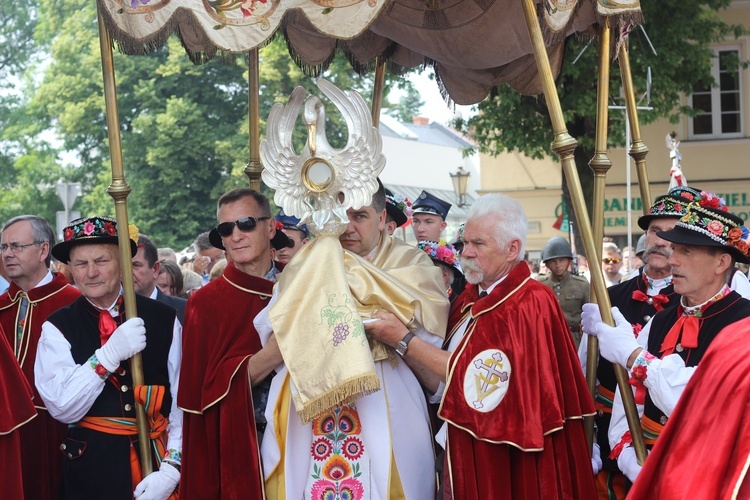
[309,404,366,500]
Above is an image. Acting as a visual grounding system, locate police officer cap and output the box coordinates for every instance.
[541,236,573,262]
[412,190,451,220]
[275,210,308,237]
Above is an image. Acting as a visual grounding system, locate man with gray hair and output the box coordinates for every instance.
[0,215,81,498]
[366,194,597,499]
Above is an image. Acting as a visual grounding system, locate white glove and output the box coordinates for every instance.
[96,317,147,372]
[591,442,602,475]
[590,307,641,369]
[134,461,180,500]
[617,445,643,483]
[581,303,603,335]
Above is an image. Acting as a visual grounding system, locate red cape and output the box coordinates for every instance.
[439,263,597,499]
[178,262,278,499]
[629,316,750,499]
[0,325,36,499]
[0,272,80,499]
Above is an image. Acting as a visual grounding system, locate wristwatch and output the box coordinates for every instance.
[395,332,416,357]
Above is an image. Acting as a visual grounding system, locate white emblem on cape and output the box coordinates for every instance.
[463,349,511,413]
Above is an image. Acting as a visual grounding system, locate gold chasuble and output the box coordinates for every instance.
[269,229,448,422]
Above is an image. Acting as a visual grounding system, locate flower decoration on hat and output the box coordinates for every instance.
[65,216,117,241]
[417,240,462,272]
[128,223,140,241]
[697,190,728,211]
[385,192,413,218]
[668,190,750,262]
[728,226,750,258]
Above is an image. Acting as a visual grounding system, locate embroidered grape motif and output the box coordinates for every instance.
[332,323,350,346]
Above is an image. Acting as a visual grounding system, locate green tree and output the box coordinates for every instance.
[6,0,422,247]
[454,1,745,250]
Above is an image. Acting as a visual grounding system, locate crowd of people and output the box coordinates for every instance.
[1,181,749,499]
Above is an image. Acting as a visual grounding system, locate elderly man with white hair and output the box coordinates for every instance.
[367,194,597,500]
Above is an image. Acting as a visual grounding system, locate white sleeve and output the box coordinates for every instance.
[254,292,276,347]
[632,352,696,417]
[608,385,644,453]
[731,270,750,299]
[34,321,107,423]
[413,321,443,349]
[578,334,588,374]
[636,318,651,349]
[166,318,183,457]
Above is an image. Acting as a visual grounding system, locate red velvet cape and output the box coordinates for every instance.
[0,326,36,499]
[178,262,278,499]
[439,263,597,499]
[629,316,750,499]
[0,273,80,499]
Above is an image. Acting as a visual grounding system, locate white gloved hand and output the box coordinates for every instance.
[134,461,180,500]
[591,442,602,475]
[617,445,643,483]
[591,307,641,369]
[581,303,603,335]
[96,317,147,372]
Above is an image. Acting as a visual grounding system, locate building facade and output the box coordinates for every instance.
[480,2,750,258]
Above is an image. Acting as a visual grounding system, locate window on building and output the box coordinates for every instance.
[689,47,743,139]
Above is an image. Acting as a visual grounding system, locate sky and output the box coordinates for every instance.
[404,69,476,125]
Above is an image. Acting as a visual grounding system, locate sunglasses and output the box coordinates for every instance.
[602,257,621,264]
[216,217,270,237]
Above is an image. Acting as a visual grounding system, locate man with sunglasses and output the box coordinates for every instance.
[179,188,285,499]
[0,215,81,499]
[602,243,623,287]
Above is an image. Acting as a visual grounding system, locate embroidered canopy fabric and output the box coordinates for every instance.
[97,0,642,104]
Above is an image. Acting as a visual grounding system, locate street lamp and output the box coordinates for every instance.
[450,166,470,207]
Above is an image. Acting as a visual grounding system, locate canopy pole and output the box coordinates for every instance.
[585,19,613,450]
[371,57,386,127]
[95,6,153,476]
[244,48,262,190]
[520,0,647,464]
[619,42,652,210]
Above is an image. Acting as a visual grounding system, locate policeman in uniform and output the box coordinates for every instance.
[537,236,589,347]
[411,190,451,243]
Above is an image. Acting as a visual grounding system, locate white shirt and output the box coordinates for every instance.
[34,295,183,455]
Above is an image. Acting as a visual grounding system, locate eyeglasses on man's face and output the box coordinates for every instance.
[216,217,270,237]
[602,257,621,265]
[0,241,42,254]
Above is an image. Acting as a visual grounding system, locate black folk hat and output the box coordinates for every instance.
[637,186,703,231]
[657,195,750,264]
[384,189,412,228]
[52,216,137,264]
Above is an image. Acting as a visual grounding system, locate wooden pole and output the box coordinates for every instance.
[520,0,647,464]
[371,57,386,127]
[619,42,652,210]
[585,19,613,450]
[95,6,153,476]
[244,48,263,190]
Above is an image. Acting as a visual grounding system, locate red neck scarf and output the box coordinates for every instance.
[660,286,731,356]
[631,290,670,311]
[98,296,124,346]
